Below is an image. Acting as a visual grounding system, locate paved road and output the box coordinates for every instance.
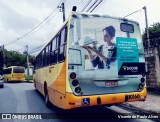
[0,81,156,122]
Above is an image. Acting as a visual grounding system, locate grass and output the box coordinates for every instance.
[25,75,33,80]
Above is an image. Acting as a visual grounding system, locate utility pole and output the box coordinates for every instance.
[26,45,29,76]
[2,45,6,69]
[143,6,150,49]
[58,2,66,22]
[62,2,65,22]
[143,6,150,73]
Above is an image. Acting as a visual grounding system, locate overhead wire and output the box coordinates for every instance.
[6,0,106,55]
[4,0,63,47]
[124,8,143,18]
[86,0,99,12]
[90,0,106,13]
[21,9,59,39]
[81,0,92,12]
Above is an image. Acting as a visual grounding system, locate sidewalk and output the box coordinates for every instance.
[118,93,160,114]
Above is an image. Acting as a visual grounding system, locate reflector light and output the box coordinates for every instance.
[141,78,145,83]
[72,80,79,86]
[139,83,144,89]
[75,87,81,93]
[70,72,76,79]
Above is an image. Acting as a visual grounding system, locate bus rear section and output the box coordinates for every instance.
[3,66,25,81]
[65,13,147,109]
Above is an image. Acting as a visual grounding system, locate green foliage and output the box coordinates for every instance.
[0,50,3,72]
[25,75,33,80]
[4,49,35,68]
[143,22,160,40]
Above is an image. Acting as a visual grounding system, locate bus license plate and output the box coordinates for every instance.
[105,81,118,87]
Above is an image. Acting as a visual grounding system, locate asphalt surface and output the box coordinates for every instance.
[0,80,157,122]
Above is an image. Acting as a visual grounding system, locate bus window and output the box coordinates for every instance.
[58,27,67,62]
[50,38,57,64]
[42,48,46,66]
[46,44,50,66]
[13,67,25,73]
[120,23,134,33]
[40,53,43,68]
[6,68,12,74]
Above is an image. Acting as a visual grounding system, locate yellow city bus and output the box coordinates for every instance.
[3,66,25,82]
[34,12,147,109]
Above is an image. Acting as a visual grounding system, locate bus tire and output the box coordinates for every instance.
[44,85,50,108]
[0,84,3,88]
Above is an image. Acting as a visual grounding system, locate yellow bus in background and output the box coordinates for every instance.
[34,12,147,109]
[3,66,25,82]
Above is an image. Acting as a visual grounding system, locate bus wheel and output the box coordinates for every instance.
[44,85,50,108]
[0,84,3,88]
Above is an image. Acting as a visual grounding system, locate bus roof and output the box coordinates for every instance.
[71,12,139,25]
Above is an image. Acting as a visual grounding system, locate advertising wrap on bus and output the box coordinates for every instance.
[68,14,145,96]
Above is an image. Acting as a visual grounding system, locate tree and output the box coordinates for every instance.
[0,49,3,72]
[4,50,34,68]
[143,22,160,48]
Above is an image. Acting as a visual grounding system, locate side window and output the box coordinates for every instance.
[42,49,46,66]
[50,38,57,64]
[60,28,65,46]
[40,52,43,68]
[57,33,61,47]
[9,68,12,74]
[46,45,50,66]
[5,68,11,74]
[36,52,43,69]
[52,38,57,52]
[58,26,67,62]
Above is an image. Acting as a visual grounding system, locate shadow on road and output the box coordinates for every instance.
[2,81,33,83]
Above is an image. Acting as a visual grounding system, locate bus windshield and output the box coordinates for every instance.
[13,67,25,73]
[68,14,145,96]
